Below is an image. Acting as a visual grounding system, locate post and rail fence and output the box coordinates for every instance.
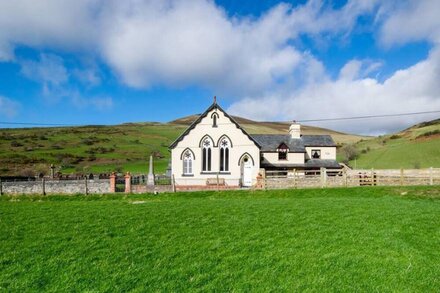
[263,167,440,190]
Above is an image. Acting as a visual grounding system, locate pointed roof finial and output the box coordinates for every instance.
[213,96,217,104]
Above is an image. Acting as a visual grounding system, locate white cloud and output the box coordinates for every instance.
[229,48,440,134]
[380,0,440,46]
[0,0,379,96]
[20,53,68,87]
[0,0,99,60]
[71,94,113,111]
[0,0,439,134]
[0,96,20,118]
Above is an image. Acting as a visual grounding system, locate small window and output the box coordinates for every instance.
[277,143,289,161]
[212,113,219,127]
[278,151,287,160]
[311,149,321,159]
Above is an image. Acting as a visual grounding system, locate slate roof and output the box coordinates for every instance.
[251,135,305,152]
[250,134,336,152]
[304,159,341,168]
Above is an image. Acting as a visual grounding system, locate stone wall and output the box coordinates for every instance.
[131,185,173,194]
[1,179,111,195]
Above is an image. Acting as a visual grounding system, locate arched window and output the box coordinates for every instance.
[202,138,212,172]
[183,150,193,175]
[219,138,230,172]
[211,113,219,127]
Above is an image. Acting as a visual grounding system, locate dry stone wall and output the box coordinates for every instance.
[1,179,110,195]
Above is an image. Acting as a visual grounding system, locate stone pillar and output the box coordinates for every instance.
[124,172,131,193]
[50,164,55,179]
[429,167,433,186]
[42,178,46,195]
[109,172,116,193]
[147,155,155,186]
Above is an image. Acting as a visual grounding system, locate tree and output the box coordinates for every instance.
[341,144,359,164]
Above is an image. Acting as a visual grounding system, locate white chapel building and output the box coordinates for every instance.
[169,99,339,188]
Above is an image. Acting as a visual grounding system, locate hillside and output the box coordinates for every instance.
[346,118,440,169]
[0,116,367,176]
[172,115,368,144]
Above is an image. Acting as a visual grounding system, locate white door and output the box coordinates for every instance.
[242,158,253,187]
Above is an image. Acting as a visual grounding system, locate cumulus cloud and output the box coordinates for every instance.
[20,53,68,87]
[0,0,439,133]
[380,0,440,46]
[229,48,440,134]
[0,96,20,118]
[0,0,379,95]
[0,0,99,60]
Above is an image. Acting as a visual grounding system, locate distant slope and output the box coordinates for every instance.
[347,118,440,169]
[0,114,369,176]
[171,115,369,144]
[0,124,186,176]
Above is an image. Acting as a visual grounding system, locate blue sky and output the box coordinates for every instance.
[0,0,439,134]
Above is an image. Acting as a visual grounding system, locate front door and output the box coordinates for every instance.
[242,157,253,187]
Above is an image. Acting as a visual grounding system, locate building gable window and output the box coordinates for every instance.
[183,150,193,175]
[219,138,230,172]
[202,139,212,171]
[311,149,321,159]
[277,143,289,161]
[211,112,219,128]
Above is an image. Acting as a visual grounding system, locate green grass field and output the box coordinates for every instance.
[348,119,440,169]
[1,187,439,291]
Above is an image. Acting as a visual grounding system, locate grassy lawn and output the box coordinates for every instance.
[1,187,440,291]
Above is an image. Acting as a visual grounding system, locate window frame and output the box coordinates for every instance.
[182,151,193,175]
[311,149,321,159]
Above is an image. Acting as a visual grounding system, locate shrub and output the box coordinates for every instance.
[10,141,23,147]
[20,168,35,177]
[416,129,440,139]
[390,134,401,139]
[340,144,359,161]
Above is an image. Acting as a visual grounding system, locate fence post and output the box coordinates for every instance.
[84,177,88,195]
[400,168,404,186]
[371,168,375,186]
[216,172,219,192]
[109,172,116,193]
[320,168,327,188]
[343,168,347,187]
[293,169,296,188]
[429,167,433,186]
[124,172,131,194]
[42,177,46,195]
[172,174,176,193]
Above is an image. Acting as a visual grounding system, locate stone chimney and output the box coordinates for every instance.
[289,121,301,139]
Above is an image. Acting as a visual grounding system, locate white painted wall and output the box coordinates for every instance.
[261,152,304,165]
[305,147,336,160]
[171,108,260,186]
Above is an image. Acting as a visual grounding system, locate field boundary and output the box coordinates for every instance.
[262,167,440,189]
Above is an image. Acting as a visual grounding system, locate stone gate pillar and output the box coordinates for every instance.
[125,172,131,193]
[109,172,116,193]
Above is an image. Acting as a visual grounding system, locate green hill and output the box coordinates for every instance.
[0,116,367,176]
[3,116,439,175]
[346,119,440,169]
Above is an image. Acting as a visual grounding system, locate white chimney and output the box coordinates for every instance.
[289,121,301,139]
